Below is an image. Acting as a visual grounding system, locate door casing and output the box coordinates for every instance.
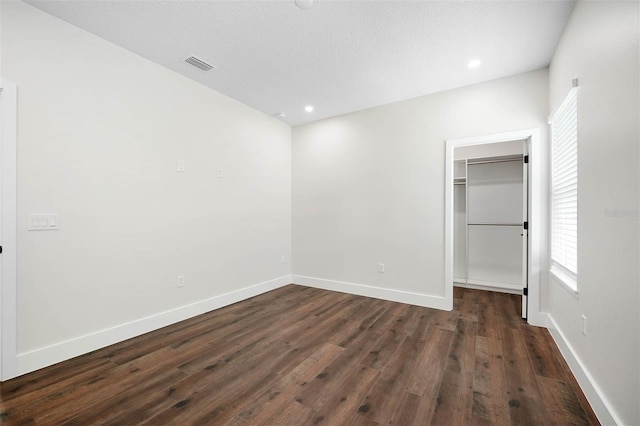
[0,80,18,380]
[444,128,545,326]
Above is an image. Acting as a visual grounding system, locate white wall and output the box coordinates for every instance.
[292,69,548,305]
[547,1,639,424]
[1,1,291,374]
[454,139,524,160]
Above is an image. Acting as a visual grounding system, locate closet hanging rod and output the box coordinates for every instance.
[467,223,522,226]
[467,157,523,165]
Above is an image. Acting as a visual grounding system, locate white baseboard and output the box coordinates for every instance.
[545,313,621,426]
[14,275,292,378]
[292,275,449,310]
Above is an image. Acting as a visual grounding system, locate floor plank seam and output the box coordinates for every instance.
[0,285,599,426]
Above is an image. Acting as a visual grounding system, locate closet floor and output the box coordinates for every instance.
[0,285,599,425]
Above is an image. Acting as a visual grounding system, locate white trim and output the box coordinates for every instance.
[292,275,449,310]
[445,129,545,326]
[0,80,18,380]
[546,313,621,426]
[14,275,291,378]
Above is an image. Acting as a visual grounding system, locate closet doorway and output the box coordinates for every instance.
[453,141,528,318]
[444,129,543,326]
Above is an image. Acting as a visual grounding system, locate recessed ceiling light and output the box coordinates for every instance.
[305,105,314,112]
[273,112,287,118]
[468,59,481,69]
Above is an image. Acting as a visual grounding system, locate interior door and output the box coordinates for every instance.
[521,150,529,319]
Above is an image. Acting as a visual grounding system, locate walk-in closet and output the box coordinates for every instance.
[453,140,528,300]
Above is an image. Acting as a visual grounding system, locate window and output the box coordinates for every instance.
[550,87,578,292]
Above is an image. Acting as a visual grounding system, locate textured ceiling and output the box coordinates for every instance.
[26,0,575,126]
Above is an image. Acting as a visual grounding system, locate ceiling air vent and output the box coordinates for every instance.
[184,56,215,72]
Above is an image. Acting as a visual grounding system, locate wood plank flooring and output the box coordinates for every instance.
[0,285,599,425]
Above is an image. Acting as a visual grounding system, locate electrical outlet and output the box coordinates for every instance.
[581,314,587,336]
[217,168,224,178]
[378,263,385,273]
[177,275,185,288]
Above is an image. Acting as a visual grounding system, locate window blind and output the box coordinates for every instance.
[550,88,578,289]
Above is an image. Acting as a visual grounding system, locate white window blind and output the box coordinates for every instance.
[550,87,578,290]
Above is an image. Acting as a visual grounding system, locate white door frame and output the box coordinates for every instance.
[445,128,545,326]
[0,79,18,380]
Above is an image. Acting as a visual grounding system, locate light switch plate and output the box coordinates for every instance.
[28,214,60,231]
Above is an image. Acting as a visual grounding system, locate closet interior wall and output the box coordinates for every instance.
[453,141,526,294]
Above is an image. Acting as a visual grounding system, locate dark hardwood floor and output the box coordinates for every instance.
[0,285,599,425]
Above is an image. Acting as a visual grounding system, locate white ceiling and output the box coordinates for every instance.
[26,0,575,126]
